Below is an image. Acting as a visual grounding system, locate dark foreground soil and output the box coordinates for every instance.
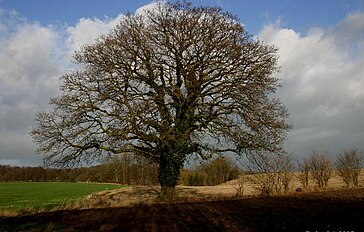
[1,188,363,232]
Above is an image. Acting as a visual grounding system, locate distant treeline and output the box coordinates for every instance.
[0,155,241,186]
[0,154,159,185]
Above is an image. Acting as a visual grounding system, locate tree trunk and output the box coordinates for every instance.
[158,153,182,201]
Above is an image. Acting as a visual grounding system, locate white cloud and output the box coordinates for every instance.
[1,24,58,88]
[0,7,128,166]
[65,14,125,58]
[259,13,364,157]
[0,12,62,166]
[135,1,165,16]
[329,12,364,48]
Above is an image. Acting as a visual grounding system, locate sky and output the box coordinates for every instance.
[0,0,364,166]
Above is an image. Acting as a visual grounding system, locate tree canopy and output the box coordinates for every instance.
[31,1,291,197]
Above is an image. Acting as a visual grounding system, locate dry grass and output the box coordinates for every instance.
[80,170,364,209]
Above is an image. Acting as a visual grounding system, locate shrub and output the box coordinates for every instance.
[336,149,363,188]
[181,157,241,186]
[243,152,294,196]
[297,159,310,188]
[307,151,332,189]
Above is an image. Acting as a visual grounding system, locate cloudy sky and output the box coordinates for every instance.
[1,0,364,166]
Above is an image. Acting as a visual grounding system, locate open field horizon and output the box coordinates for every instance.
[1,169,363,217]
[1,169,363,231]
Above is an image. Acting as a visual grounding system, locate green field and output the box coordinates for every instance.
[0,182,125,213]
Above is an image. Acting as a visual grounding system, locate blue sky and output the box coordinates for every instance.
[2,0,363,34]
[1,0,364,166]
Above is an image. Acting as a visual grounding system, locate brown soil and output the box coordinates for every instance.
[1,188,363,232]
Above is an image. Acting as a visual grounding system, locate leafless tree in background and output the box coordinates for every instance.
[235,174,245,197]
[106,153,159,185]
[307,151,332,189]
[181,156,240,186]
[336,149,363,188]
[297,159,310,188]
[31,1,291,199]
[277,153,294,193]
[243,152,294,196]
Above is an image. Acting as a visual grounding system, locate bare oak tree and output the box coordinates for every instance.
[31,2,291,198]
[336,149,363,188]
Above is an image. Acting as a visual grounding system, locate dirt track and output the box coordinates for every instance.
[1,188,363,232]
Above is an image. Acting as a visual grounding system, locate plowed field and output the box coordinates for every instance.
[1,188,363,232]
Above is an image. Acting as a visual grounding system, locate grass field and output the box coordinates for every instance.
[0,182,125,214]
